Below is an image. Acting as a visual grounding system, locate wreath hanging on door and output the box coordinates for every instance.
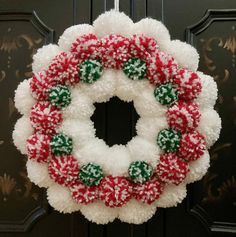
[13,10,221,224]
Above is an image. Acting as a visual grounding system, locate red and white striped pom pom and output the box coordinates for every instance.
[178,131,206,162]
[30,101,62,135]
[70,180,98,204]
[156,153,189,185]
[129,34,159,60]
[70,34,98,62]
[167,101,201,134]
[173,69,202,101]
[48,155,79,186]
[47,52,79,85]
[147,51,178,85]
[99,176,132,208]
[97,34,131,69]
[27,133,51,163]
[133,177,164,204]
[30,71,56,101]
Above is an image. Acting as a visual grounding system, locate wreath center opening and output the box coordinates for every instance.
[91,96,139,146]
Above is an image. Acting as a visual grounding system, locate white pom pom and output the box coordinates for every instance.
[14,79,35,115]
[127,136,160,167]
[165,40,199,71]
[132,18,171,50]
[26,160,53,188]
[185,151,210,184]
[79,69,117,102]
[12,116,33,154]
[32,44,61,73]
[118,199,156,224]
[80,201,118,224]
[93,10,133,38]
[198,109,221,148]
[47,184,80,213]
[156,184,187,208]
[58,24,95,51]
[196,72,218,109]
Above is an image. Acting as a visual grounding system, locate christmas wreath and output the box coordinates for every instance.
[13,10,221,224]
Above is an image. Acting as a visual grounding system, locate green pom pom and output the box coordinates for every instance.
[48,85,71,108]
[79,163,103,186]
[128,161,153,184]
[157,128,181,152]
[50,133,73,156]
[79,59,103,84]
[154,83,178,105]
[123,58,146,80]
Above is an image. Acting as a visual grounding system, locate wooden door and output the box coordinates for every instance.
[0,0,235,236]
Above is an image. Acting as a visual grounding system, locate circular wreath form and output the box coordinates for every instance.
[13,10,221,224]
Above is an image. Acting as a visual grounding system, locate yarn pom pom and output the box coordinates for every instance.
[123,58,146,80]
[48,155,79,186]
[99,176,132,207]
[156,153,189,185]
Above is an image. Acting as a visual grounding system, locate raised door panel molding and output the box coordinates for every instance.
[0,11,54,232]
[186,9,236,235]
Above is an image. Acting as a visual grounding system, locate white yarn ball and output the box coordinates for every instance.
[26,160,53,188]
[118,199,157,224]
[47,184,80,213]
[166,40,199,71]
[196,72,218,109]
[198,109,222,148]
[80,201,118,224]
[32,44,61,73]
[156,184,187,208]
[132,18,171,50]
[185,151,210,184]
[93,10,133,38]
[14,79,35,115]
[58,24,95,51]
[12,116,33,154]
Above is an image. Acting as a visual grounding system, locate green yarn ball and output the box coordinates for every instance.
[48,85,71,108]
[50,133,73,156]
[154,83,178,105]
[128,161,153,184]
[79,59,103,84]
[123,58,146,80]
[157,128,181,153]
[79,163,104,186]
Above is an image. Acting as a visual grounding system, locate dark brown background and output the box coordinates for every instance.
[0,0,235,236]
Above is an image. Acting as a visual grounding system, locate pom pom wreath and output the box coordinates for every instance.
[128,161,153,184]
[123,58,146,80]
[99,176,132,207]
[48,155,79,186]
[154,83,178,105]
[79,163,104,186]
[27,133,51,163]
[47,52,79,85]
[118,199,157,224]
[133,177,164,204]
[157,128,181,153]
[156,153,189,185]
[30,101,62,134]
[167,101,200,134]
[70,180,98,204]
[97,34,130,69]
[70,34,98,62]
[79,59,103,84]
[50,133,73,156]
[178,131,206,162]
[80,201,118,224]
[173,69,202,100]
[47,184,80,213]
[48,84,71,108]
[14,79,35,115]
